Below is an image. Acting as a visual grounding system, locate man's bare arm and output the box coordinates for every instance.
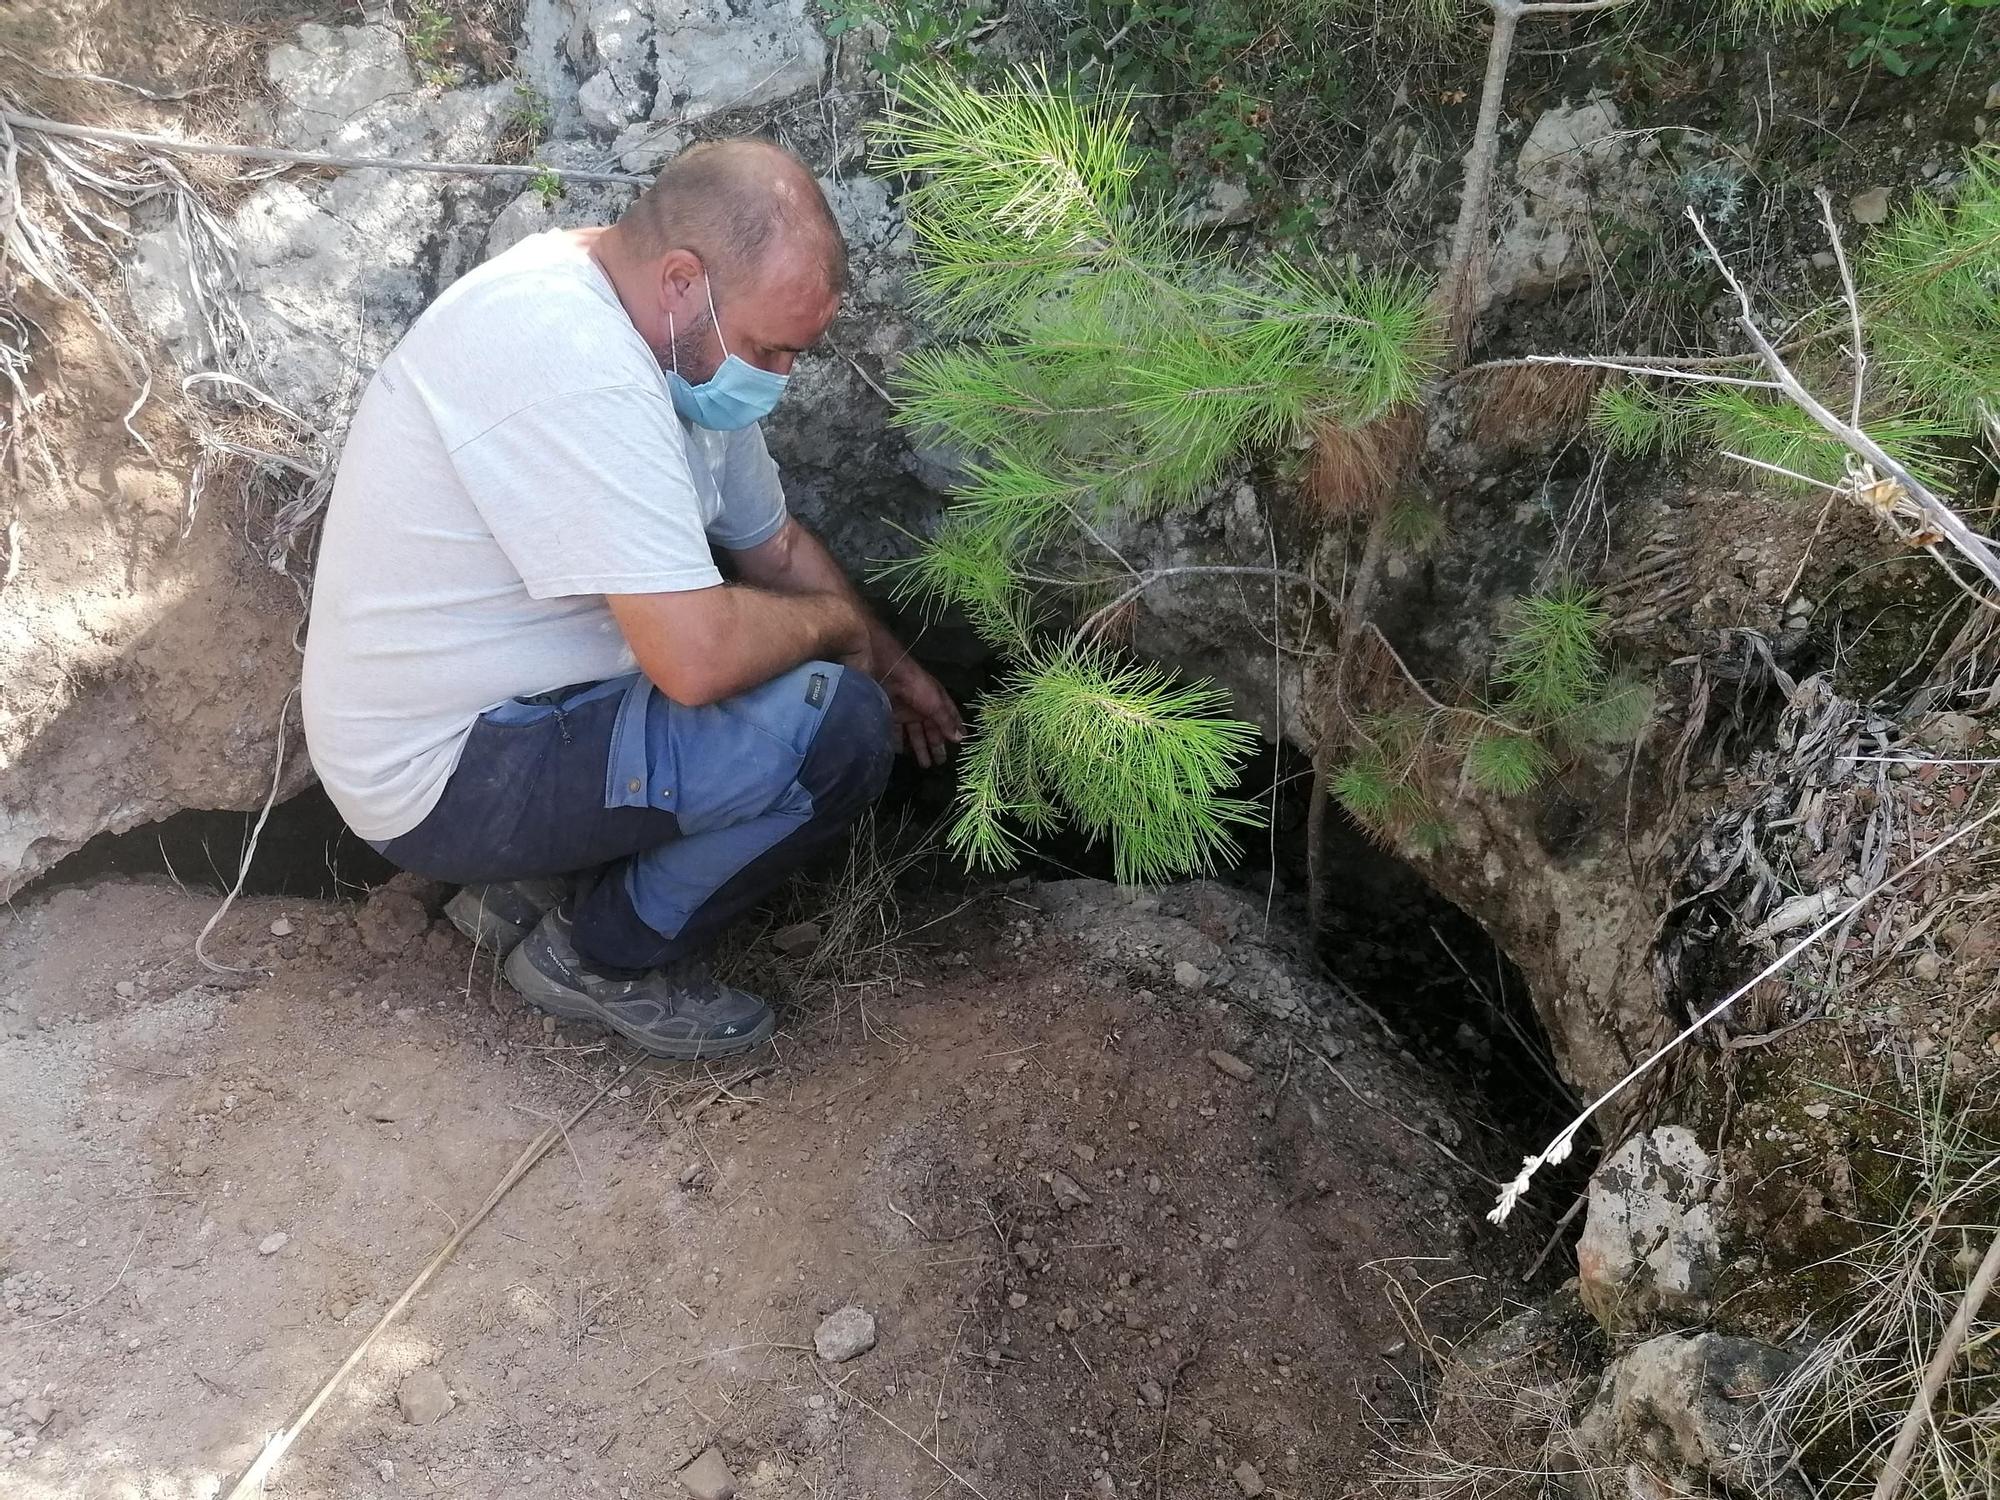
[728,517,906,673]
[608,584,867,707]
[728,517,965,765]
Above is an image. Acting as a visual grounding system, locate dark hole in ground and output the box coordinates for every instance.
[27,784,398,902]
[28,731,1588,1260]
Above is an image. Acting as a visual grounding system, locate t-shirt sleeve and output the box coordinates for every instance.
[448,384,724,600]
[709,422,789,551]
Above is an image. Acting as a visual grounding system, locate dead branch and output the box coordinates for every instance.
[0,107,647,186]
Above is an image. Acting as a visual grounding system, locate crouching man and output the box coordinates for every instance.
[301,140,961,1058]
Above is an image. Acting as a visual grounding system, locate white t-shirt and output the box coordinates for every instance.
[301,231,788,842]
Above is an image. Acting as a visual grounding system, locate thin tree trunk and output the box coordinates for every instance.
[1437,0,1521,356]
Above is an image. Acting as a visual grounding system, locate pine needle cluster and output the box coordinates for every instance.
[1588,379,1956,490]
[948,646,1265,885]
[1331,583,1652,844]
[1862,149,2000,433]
[875,68,1445,879]
[1588,150,1999,490]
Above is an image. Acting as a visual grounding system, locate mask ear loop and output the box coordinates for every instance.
[667,311,679,376]
[702,274,731,361]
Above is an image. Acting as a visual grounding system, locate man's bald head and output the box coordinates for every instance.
[619,138,847,299]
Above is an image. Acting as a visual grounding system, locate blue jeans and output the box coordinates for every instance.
[374,663,894,969]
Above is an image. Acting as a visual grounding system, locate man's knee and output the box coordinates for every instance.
[801,667,893,817]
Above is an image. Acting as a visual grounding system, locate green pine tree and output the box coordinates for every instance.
[873,67,1445,880]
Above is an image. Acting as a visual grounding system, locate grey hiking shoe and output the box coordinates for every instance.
[445,877,568,954]
[502,908,775,1060]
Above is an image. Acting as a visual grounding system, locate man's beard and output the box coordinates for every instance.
[663,310,716,383]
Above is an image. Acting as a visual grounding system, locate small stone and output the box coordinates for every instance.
[1145,1173,1162,1195]
[771,920,822,958]
[1233,1461,1266,1496]
[1057,1306,1080,1331]
[114,980,137,999]
[22,1398,52,1426]
[678,1447,737,1500]
[1173,961,1206,991]
[1850,187,1892,225]
[1014,1241,1042,1269]
[1803,1102,1832,1120]
[1008,1291,1029,1309]
[679,1162,709,1189]
[269,917,294,938]
[1987,79,2000,112]
[397,1367,455,1425]
[1049,1170,1092,1211]
[814,1306,878,1363]
[1206,1049,1255,1082]
[1810,250,1837,271]
[1913,951,1943,982]
[369,1091,415,1124]
[177,1153,208,1179]
[328,1299,350,1321]
[1138,1379,1164,1408]
[377,1460,395,1483]
[258,1232,288,1256]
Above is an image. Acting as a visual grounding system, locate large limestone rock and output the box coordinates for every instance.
[1576,1126,1723,1332]
[1576,1333,1801,1498]
[1485,97,1659,308]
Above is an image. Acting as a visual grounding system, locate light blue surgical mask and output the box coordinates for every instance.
[665,275,788,430]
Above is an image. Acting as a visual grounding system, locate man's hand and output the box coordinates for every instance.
[881,657,964,767]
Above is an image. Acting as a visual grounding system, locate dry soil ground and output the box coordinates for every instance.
[0,874,1497,1499]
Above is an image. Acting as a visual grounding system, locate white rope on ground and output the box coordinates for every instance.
[0,108,649,187]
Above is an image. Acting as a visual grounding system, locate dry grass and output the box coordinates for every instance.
[1762,1065,2000,1500]
[1365,1270,1612,1500]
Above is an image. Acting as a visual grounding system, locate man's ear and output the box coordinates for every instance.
[657,248,704,316]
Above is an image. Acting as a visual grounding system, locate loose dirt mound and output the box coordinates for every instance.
[0,877,1493,1497]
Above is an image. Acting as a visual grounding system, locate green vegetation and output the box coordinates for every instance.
[1588,379,1956,491]
[1833,0,1996,75]
[531,166,565,208]
[1590,151,1999,493]
[1331,584,1650,844]
[507,83,552,148]
[949,647,1263,883]
[821,0,991,81]
[403,0,456,87]
[1863,152,2000,431]
[1044,0,1422,208]
[499,82,554,164]
[873,67,1441,878]
[1768,1068,2000,1500]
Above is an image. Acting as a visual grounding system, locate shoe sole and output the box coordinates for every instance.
[501,942,775,1061]
[444,888,536,955]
